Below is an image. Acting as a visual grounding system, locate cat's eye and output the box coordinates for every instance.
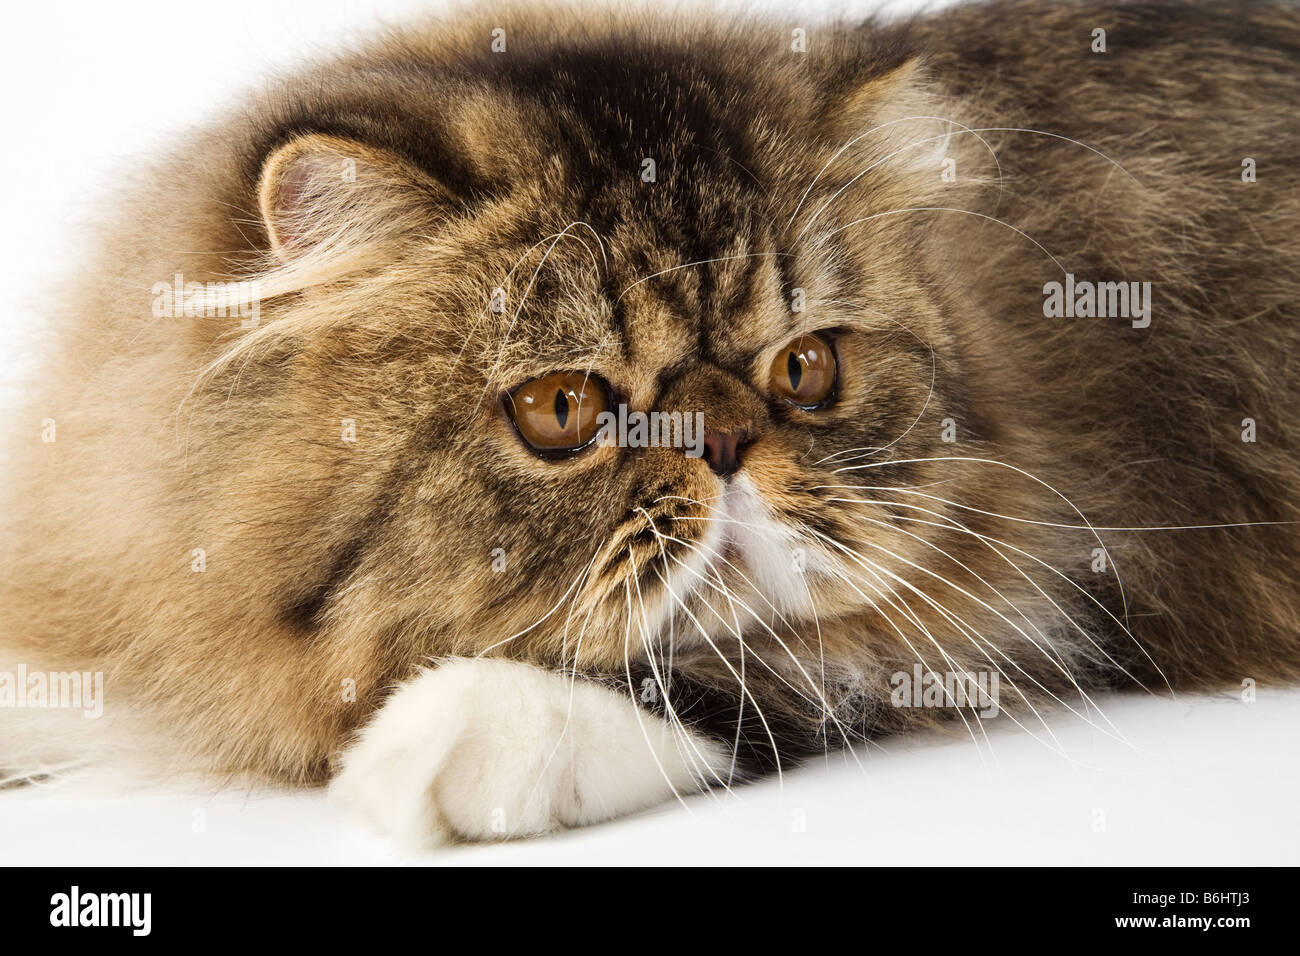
[769,332,837,408]
[506,372,609,456]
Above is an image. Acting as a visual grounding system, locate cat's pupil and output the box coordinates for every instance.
[787,352,803,390]
[554,389,570,429]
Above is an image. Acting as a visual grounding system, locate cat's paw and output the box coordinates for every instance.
[330,657,725,846]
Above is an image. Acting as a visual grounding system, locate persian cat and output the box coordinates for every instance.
[2,0,1297,845]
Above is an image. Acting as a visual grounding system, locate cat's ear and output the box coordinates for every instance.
[823,57,955,177]
[257,134,446,260]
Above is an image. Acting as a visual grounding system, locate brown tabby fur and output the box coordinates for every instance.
[2,0,1297,784]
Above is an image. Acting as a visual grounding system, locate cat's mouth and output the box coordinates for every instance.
[621,472,833,656]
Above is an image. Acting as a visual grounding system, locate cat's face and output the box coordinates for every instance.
[236,53,976,683]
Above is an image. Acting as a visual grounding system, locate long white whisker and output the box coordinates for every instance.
[793,126,997,244]
[650,518,865,752]
[813,552,999,762]
[620,576,694,814]
[814,534,1080,761]
[477,221,599,409]
[848,507,1139,737]
[813,206,1069,274]
[626,545,729,801]
[785,114,1005,231]
[825,490,1162,695]
[828,454,1140,643]
[810,527,1142,755]
[476,550,598,657]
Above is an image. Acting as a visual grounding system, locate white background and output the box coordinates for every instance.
[2,0,1296,865]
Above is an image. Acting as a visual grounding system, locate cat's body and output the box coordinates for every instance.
[2,0,1298,843]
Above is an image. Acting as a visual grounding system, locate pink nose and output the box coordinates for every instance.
[702,429,748,478]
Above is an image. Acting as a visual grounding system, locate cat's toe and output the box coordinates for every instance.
[330,657,724,847]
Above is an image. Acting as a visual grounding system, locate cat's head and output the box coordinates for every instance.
[200,24,1007,696]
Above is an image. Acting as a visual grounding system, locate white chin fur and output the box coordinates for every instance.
[716,473,825,615]
[330,657,726,847]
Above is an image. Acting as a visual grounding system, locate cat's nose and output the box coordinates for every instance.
[702,429,749,479]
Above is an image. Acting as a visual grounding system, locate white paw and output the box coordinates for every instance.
[330,657,725,846]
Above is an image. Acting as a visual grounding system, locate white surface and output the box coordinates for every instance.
[2,0,1296,866]
[2,688,1296,865]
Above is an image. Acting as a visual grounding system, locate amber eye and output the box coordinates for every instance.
[506,372,609,455]
[769,333,837,408]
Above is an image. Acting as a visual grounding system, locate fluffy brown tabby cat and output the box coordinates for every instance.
[2,0,1297,844]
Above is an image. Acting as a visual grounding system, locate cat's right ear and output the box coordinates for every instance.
[822,57,953,174]
[257,134,446,261]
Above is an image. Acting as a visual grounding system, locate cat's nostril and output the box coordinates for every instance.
[701,429,748,479]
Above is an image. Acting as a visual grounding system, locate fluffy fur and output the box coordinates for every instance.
[2,0,1297,841]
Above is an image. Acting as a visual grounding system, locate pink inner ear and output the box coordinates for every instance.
[269,154,330,256]
[262,140,437,260]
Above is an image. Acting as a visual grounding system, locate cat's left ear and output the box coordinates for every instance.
[257,134,448,261]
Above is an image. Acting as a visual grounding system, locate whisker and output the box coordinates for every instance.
[476,221,603,410]
[824,490,1162,695]
[792,125,1001,244]
[827,454,1141,650]
[811,206,1069,275]
[968,126,1144,186]
[627,536,734,797]
[816,548,998,764]
[849,506,1137,732]
[810,526,1142,756]
[650,562,781,793]
[649,514,867,753]
[811,535,1005,761]
[620,576,694,814]
[476,548,599,657]
[785,114,1005,232]
[815,538,1078,761]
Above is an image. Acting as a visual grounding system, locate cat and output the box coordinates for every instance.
[2,0,1298,846]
